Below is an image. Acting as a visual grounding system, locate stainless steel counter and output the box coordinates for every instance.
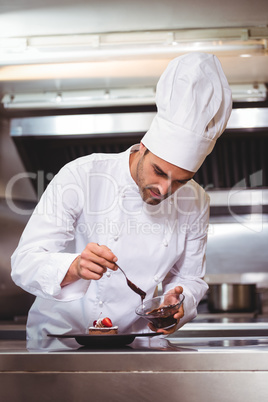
[1,319,268,402]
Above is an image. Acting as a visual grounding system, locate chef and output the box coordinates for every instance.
[11,53,232,339]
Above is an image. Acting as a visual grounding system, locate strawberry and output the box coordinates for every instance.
[102,317,113,327]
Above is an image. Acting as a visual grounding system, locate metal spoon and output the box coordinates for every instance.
[96,244,146,302]
[116,264,146,301]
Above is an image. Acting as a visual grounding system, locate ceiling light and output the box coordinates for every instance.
[230,83,267,102]
[1,88,156,109]
[2,83,266,110]
[0,28,267,66]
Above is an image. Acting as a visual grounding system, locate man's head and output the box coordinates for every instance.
[141,52,232,173]
[131,143,194,205]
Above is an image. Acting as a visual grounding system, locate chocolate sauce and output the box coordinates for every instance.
[127,278,146,303]
[148,304,178,314]
[146,304,177,329]
[146,315,176,329]
[115,263,146,303]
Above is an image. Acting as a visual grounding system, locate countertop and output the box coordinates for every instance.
[1,318,268,402]
[1,316,268,358]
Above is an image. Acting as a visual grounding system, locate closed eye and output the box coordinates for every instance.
[153,163,194,184]
[153,165,168,177]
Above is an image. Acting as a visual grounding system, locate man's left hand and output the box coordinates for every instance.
[148,286,184,335]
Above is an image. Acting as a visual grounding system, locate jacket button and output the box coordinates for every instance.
[99,301,103,307]
[154,275,159,282]
[162,239,168,247]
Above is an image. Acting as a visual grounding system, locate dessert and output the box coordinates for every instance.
[88,317,118,335]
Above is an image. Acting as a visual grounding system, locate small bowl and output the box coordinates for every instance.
[136,293,185,329]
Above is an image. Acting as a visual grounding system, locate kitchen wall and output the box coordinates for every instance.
[0,118,36,201]
[0,118,36,319]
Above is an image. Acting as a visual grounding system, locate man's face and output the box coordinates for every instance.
[135,145,194,205]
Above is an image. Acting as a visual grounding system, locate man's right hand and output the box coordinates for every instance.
[61,243,118,287]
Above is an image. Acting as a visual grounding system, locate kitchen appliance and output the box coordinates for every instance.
[8,106,268,194]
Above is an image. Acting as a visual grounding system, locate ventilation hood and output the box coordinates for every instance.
[8,106,268,197]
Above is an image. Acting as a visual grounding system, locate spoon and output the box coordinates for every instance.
[96,244,146,304]
[116,264,146,303]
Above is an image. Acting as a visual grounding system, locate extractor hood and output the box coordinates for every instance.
[8,107,268,196]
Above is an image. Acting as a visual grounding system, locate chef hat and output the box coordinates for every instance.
[142,52,232,172]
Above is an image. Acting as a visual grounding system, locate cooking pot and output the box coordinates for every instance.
[207,283,257,313]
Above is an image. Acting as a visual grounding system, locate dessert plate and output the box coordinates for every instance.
[48,332,162,348]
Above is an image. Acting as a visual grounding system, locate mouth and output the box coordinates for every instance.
[140,186,167,205]
[149,188,163,200]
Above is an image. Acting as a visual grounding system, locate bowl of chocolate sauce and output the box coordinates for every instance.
[135,292,185,329]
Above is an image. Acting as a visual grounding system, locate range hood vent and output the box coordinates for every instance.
[10,107,268,195]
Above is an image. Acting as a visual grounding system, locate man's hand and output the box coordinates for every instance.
[61,243,118,287]
[148,286,184,335]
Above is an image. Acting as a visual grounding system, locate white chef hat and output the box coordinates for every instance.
[142,52,232,172]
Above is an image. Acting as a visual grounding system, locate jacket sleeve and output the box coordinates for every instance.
[11,165,90,301]
[162,191,210,328]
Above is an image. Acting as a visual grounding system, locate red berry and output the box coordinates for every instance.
[102,317,113,327]
[93,320,97,326]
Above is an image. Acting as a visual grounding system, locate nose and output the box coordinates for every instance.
[159,177,172,196]
[159,177,184,196]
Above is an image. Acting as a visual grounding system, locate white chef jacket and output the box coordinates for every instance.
[11,145,209,339]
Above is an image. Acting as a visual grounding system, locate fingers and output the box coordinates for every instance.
[147,301,184,335]
[81,243,117,268]
[167,285,183,295]
[174,303,184,320]
[163,286,184,306]
[148,323,165,334]
[78,242,118,281]
[148,322,174,335]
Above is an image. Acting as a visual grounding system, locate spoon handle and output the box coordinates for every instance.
[115,264,127,278]
[115,264,146,300]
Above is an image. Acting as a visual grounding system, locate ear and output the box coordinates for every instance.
[139,142,147,154]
